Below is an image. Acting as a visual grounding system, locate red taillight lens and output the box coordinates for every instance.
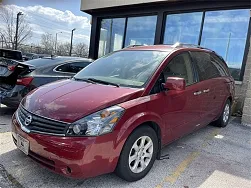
[7,65,16,71]
[16,77,33,86]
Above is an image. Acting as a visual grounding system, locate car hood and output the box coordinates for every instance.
[22,79,143,123]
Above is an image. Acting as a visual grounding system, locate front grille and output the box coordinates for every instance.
[17,105,69,135]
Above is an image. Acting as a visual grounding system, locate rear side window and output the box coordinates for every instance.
[191,52,221,81]
[55,61,90,73]
[210,54,230,77]
[26,58,61,67]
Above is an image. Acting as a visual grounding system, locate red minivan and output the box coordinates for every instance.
[11,44,235,182]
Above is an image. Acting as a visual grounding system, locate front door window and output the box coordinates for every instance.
[164,52,195,86]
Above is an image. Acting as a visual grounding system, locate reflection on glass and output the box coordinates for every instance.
[75,50,169,88]
[125,16,157,46]
[163,12,203,44]
[201,9,250,80]
[98,18,126,57]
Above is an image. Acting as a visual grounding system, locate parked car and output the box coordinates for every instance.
[22,53,39,61]
[11,44,234,181]
[0,48,23,61]
[37,54,50,58]
[0,56,92,107]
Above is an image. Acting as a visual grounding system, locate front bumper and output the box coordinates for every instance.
[11,113,121,179]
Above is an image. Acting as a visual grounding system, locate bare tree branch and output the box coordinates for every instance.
[0,6,32,49]
[73,42,89,57]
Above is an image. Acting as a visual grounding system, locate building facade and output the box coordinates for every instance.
[81,0,251,125]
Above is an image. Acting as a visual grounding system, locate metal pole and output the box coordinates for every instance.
[1,35,3,48]
[55,33,57,54]
[69,28,76,56]
[225,32,231,62]
[15,12,23,50]
[55,32,62,55]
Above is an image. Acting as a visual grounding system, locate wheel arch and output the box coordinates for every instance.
[116,119,163,167]
[135,121,162,158]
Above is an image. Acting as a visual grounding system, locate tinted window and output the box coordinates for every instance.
[201,9,250,80]
[74,50,169,88]
[55,61,90,73]
[192,52,221,81]
[98,18,126,57]
[164,52,194,86]
[210,54,229,77]
[164,12,203,44]
[125,16,157,46]
[25,58,63,67]
[25,58,81,67]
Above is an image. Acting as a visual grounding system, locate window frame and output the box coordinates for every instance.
[162,11,204,45]
[199,9,250,81]
[92,5,250,81]
[124,15,158,47]
[98,17,127,57]
[97,13,158,57]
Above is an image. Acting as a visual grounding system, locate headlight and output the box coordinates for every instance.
[66,106,125,136]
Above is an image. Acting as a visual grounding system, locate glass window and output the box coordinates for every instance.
[163,12,203,45]
[210,54,230,77]
[192,52,221,80]
[55,61,90,73]
[98,18,126,57]
[201,9,250,80]
[164,52,195,86]
[74,50,170,88]
[125,16,157,46]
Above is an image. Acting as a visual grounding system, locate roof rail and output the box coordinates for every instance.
[124,44,148,48]
[171,42,214,52]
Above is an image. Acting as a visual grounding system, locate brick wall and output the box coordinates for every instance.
[242,36,251,126]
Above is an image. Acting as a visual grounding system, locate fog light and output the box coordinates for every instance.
[67,166,72,174]
[73,124,81,134]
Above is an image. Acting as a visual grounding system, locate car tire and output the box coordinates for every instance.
[212,99,231,127]
[115,126,158,182]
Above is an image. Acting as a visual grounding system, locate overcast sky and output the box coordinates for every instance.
[1,0,91,45]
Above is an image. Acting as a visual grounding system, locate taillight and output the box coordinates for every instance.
[16,77,33,86]
[7,65,16,71]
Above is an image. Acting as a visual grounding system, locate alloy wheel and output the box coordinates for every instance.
[128,136,153,173]
[223,103,230,123]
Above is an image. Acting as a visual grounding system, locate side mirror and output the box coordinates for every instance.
[163,77,186,91]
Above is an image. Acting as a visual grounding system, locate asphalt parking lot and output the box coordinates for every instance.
[1,105,251,188]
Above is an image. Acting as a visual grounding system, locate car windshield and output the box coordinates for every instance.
[74,50,169,88]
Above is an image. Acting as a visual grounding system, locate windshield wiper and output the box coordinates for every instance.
[73,77,96,84]
[87,78,120,87]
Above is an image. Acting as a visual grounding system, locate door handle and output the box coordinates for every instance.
[194,91,202,96]
[203,89,210,93]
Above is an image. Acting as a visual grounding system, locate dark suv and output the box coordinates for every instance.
[0,48,22,61]
[11,44,234,182]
